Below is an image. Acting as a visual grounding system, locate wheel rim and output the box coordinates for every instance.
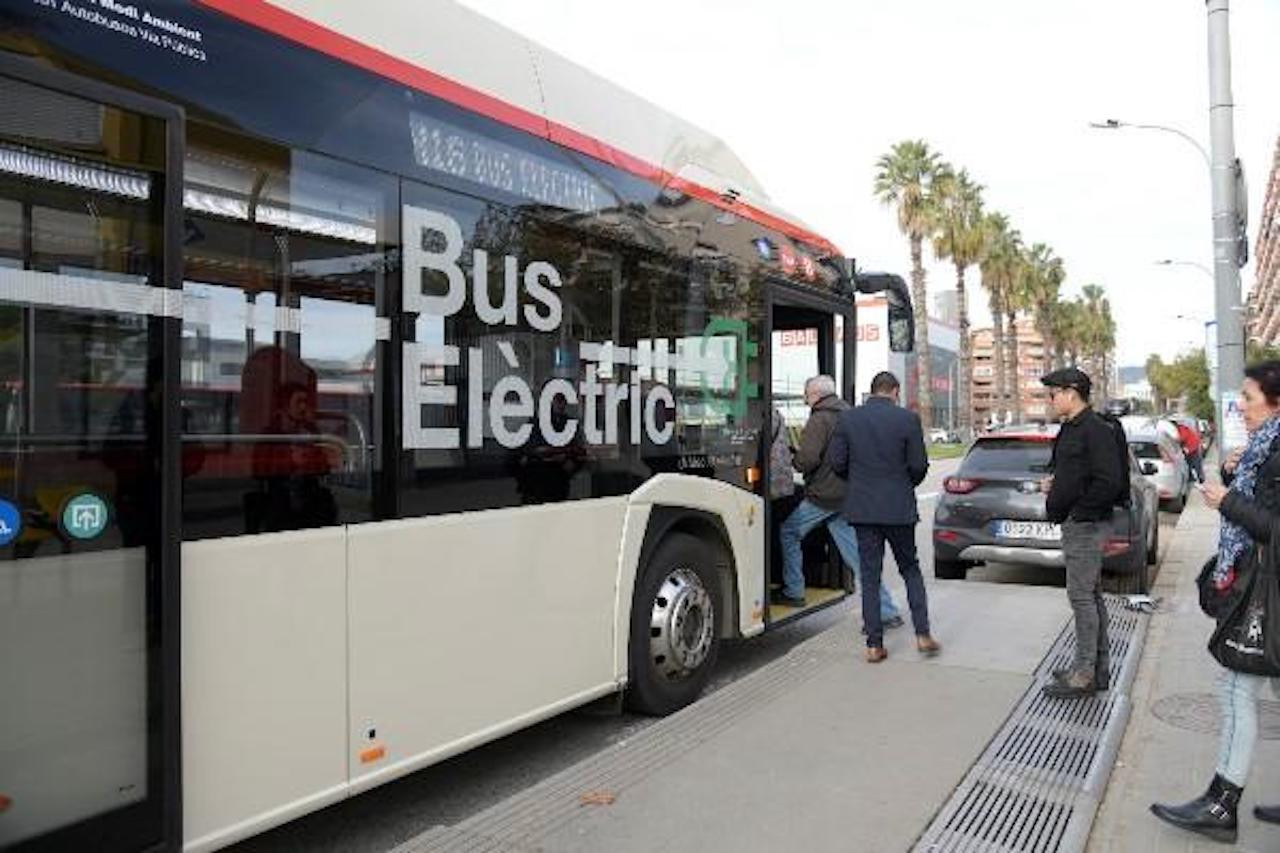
[648,567,714,681]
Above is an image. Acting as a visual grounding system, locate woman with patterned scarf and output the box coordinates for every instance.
[1151,360,1280,844]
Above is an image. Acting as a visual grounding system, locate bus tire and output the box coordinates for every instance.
[625,531,722,716]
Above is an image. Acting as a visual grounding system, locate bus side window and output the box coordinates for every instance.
[179,125,393,540]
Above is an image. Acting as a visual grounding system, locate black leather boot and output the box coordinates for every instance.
[1255,804,1280,824]
[1149,774,1241,844]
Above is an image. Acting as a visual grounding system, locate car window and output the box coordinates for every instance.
[1130,441,1162,460]
[961,439,1053,474]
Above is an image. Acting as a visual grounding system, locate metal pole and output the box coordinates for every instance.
[1206,0,1245,450]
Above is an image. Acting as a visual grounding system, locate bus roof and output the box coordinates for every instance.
[197,0,840,255]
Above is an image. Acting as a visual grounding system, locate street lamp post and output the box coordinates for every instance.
[948,358,959,432]
[1206,0,1247,451]
[1089,1,1247,451]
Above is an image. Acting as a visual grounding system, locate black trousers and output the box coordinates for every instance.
[856,524,932,647]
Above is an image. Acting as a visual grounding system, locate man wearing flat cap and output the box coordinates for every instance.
[1039,367,1126,699]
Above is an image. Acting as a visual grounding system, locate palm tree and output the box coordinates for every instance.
[978,212,1020,425]
[1080,284,1114,397]
[1050,297,1084,368]
[1083,286,1117,399]
[1004,245,1035,422]
[932,166,986,438]
[875,140,943,428]
[1025,243,1065,363]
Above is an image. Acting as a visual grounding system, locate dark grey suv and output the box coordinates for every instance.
[932,426,1158,580]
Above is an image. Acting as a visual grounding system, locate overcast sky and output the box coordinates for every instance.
[458,0,1279,368]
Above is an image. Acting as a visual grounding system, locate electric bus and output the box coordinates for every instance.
[0,2,913,850]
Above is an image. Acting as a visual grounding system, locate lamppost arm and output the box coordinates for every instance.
[1089,119,1211,169]
[1156,258,1214,278]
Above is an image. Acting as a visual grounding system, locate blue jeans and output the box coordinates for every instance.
[1217,665,1273,786]
[780,499,900,620]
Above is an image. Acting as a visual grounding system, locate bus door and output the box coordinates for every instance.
[764,287,853,622]
[0,58,181,853]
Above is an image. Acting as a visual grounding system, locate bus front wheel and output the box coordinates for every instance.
[625,532,722,715]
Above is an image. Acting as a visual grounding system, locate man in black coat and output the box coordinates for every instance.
[1039,367,1124,699]
[828,371,941,663]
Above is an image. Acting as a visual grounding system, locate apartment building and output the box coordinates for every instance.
[970,316,1051,427]
[1248,136,1280,345]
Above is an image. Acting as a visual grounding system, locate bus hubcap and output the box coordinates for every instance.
[649,568,714,680]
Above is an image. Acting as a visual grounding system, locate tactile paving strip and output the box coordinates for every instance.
[391,628,849,853]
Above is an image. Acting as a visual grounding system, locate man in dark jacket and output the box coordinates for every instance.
[776,375,903,625]
[828,371,940,662]
[1040,367,1124,699]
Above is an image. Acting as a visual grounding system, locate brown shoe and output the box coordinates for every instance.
[865,646,888,664]
[916,635,942,657]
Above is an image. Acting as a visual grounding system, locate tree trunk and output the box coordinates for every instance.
[909,234,933,429]
[1007,311,1022,423]
[955,262,970,438]
[991,292,1007,428]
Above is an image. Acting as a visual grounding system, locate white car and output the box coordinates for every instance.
[1126,421,1192,512]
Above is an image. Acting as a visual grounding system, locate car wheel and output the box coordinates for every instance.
[934,558,967,580]
[625,532,721,716]
[1165,493,1186,513]
[1146,513,1159,565]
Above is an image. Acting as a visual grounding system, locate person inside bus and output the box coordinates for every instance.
[250,378,338,532]
[512,384,586,504]
[767,406,800,580]
[775,374,903,625]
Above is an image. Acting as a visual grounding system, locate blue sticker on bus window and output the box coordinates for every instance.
[63,493,109,540]
[0,499,20,546]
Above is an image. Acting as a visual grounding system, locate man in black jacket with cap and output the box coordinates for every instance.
[1040,367,1124,699]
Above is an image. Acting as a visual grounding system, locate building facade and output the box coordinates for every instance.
[970,316,1051,427]
[933,290,959,326]
[1248,136,1280,344]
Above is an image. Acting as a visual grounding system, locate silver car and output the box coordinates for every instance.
[1126,421,1192,512]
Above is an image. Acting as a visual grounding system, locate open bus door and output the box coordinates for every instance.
[762,266,913,626]
[0,56,183,852]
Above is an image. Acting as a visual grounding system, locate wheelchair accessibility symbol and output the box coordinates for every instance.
[63,493,109,540]
[0,498,21,546]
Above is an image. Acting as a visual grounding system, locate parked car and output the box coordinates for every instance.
[1126,421,1192,512]
[1104,398,1132,417]
[928,428,959,444]
[932,425,1159,580]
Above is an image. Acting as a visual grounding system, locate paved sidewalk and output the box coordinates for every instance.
[1088,492,1280,852]
[398,580,1073,853]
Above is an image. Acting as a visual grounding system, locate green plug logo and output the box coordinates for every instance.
[700,316,758,421]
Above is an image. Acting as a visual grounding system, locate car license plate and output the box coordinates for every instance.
[994,520,1061,541]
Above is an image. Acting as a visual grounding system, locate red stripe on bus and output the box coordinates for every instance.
[193,0,841,257]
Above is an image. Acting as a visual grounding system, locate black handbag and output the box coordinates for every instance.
[1197,555,1230,618]
[1208,531,1280,676]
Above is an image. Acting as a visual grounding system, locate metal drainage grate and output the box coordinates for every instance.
[914,595,1148,853]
